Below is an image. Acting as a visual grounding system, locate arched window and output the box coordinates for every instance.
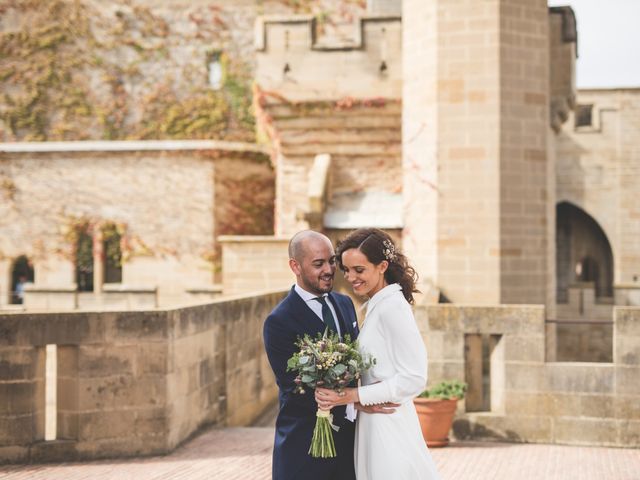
[103,223,122,284]
[75,228,94,292]
[556,202,614,302]
[10,255,34,304]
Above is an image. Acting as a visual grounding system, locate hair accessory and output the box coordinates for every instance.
[382,239,396,261]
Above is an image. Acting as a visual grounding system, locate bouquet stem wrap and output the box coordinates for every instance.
[309,409,340,458]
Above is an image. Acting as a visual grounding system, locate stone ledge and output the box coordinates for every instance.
[0,140,269,155]
[217,235,290,243]
[185,285,223,294]
[24,285,77,293]
[102,284,157,293]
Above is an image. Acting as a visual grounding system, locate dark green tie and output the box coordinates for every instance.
[314,296,339,335]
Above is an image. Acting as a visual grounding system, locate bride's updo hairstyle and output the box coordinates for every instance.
[336,228,419,304]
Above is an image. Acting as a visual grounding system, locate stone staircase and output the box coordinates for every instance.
[261,99,402,232]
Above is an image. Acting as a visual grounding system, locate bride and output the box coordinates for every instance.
[315,228,441,480]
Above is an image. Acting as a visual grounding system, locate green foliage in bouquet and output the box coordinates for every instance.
[287,329,375,458]
[287,329,375,395]
[418,380,467,400]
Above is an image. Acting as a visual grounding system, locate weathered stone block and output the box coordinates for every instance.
[0,415,35,445]
[427,360,465,385]
[545,364,615,394]
[112,312,168,341]
[0,445,28,464]
[553,417,619,445]
[614,395,640,420]
[505,363,546,391]
[580,394,615,419]
[425,305,545,336]
[57,411,78,440]
[618,420,640,445]
[614,308,640,336]
[78,345,136,378]
[504,392,551,416]
[0,382,34,415]
[29,439,79,463]
[74,435,167,459]
[615,366,640,395]
[614,336,640,365]
[133,407,167,436]
[57,345,78,376]
[136,343,168,376]
[77,410,139,441]
[504,335,545,362]
[425,306,465,333]
[0,347,40,380]
[548,392,581,417]
[439,331,464,360]
[77,375,165,411]
[16,313,98,346]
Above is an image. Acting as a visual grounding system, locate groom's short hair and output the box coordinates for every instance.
[288,230,331,261]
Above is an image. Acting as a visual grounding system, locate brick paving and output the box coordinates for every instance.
[1,426,639,480]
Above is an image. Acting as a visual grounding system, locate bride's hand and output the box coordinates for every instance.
[315,387,359,409]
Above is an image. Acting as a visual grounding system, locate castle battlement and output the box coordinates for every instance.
[255,15,402,101]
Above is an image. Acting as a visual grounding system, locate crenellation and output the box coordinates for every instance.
[256,15,402,101]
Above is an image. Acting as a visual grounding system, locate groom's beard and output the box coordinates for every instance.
[301,271,334,295]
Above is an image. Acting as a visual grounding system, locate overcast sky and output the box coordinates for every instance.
[548,0,640,89]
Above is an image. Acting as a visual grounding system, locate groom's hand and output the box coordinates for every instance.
[355,402,399,414]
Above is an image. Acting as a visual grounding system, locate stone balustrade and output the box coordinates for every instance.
[0,290,286,463]
[419,304,640,448]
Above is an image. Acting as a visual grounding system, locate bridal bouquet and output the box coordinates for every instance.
[287,329,375,458]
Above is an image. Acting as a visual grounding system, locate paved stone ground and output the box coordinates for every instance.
[1,426,639,480]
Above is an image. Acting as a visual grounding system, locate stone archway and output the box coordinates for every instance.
[10,255,34,304]
[556,202,614,302]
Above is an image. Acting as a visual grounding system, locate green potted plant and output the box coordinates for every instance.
[414,380,467,448]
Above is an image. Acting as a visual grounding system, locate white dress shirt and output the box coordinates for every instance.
[294,284,342,338]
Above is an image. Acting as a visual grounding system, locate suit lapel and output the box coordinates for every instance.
[328,293,356,339]
[288,287,327,335]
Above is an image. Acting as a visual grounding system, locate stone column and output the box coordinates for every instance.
[402,0,550,305]
[93,229,103,294]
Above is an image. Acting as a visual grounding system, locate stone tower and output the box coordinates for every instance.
[403,0,557,305]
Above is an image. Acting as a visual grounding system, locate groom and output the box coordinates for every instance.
[263,230,395,480]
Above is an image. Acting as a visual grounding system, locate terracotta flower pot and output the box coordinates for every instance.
[413,397,458,448]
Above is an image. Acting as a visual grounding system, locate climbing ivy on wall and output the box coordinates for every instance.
[266,0,366,15]
[0,0,255,141]
[217,174,275,236]
[264,0,367,36]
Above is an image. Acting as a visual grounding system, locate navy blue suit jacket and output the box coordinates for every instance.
[264,286,359,480]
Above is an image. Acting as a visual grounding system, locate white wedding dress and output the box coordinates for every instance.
[355,284,441,480]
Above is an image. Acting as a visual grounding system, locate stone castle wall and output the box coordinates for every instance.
[0,0,367,143]
[556,89,640,293]
[0,141,274,307]
[2,297,636,464]
[420,303,640,447]
[0,289,285,463]
[255,15,402,102]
